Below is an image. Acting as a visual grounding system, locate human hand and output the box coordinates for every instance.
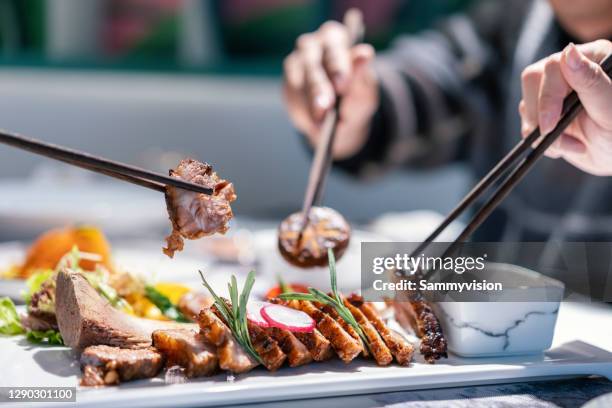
[519,40,612,175]
[282,18,378,159]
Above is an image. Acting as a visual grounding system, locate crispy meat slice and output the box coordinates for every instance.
[342,299,393,366]
[197,308,258,374]
[152,329,218,378]
[348,295,414,366]
[213,299,286,371]
[292,330,334,362]
[80,345,163,386]
[163,159,236,258]
[177,292,214,321]
[291,300,362,363]
[393,293,447,364]
[265,327,313,367]
[269,299,333,362]
[247,322,286,371]
[319,302,368,357]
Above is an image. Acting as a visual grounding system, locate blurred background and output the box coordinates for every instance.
[0,0,473,242]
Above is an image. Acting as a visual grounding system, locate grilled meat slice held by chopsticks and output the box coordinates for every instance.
[164,159,236,258]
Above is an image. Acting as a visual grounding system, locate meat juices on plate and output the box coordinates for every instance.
[278,206,350,268]
[164,159,236,258]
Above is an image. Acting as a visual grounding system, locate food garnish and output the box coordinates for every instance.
[144,285,190,323]
[260,304,315,333]
[0,297,24,335]
[198,270,263,364]
[246,301,271,328]
[0,296,64,345]
[24,269,54,304]
[265,280,308,300]
[26,329,64,345]
[278,248,370,352]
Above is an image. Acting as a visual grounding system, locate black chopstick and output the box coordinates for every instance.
[415,52,612,277]
[300,9,365,224]
[0,130,213,195]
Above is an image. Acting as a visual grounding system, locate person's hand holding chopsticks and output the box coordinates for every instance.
[283,16,377,160]
[519,39,612,175]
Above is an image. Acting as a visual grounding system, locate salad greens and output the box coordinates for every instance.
[0,297,63,345]
[0,297,25,335]
[26,329,64,345]
[24,270,54,304]
[144,285,190,323]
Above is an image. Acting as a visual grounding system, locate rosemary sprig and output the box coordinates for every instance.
[198,270,262,364]
[279,249,370,352]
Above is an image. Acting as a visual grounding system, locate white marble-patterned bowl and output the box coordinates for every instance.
[435,263,565,357]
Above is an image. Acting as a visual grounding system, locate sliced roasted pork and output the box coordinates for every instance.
[289,299,362,363]
[197,308,258,374]
[319,302,368,357]
[152,329,218,378]
[80,345,163,386]
[247,321,286,371]
[164,159,236,258]
[348,295,414,366]
[265,327,313,367]
[342,300,393,366]
[393,294,447,363]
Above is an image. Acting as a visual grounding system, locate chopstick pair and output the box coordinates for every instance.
[411,52,612,275]
[0,130,214,195]
[300,9,365,227]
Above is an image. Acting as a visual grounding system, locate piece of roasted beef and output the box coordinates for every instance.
[163,159,236,258]
[55,269,197,350]
[80,345,163,386]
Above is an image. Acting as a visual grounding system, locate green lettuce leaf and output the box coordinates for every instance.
[0,297,25,335]
[26,330,64,345]
[24,269,54,304]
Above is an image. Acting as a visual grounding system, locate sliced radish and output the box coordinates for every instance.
[260,304,316,333]
[247,301,272,328]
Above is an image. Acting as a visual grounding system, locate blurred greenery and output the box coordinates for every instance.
[0,0,474,75]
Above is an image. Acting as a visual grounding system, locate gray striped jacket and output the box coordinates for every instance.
[335,0,612,247]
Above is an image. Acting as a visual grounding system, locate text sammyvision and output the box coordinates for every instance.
[371,253,502,293]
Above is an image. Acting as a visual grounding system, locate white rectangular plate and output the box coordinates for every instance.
[0,302,611,408]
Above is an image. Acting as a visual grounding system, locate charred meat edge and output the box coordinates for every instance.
[287,299,362,363]
[393,293,447,363]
